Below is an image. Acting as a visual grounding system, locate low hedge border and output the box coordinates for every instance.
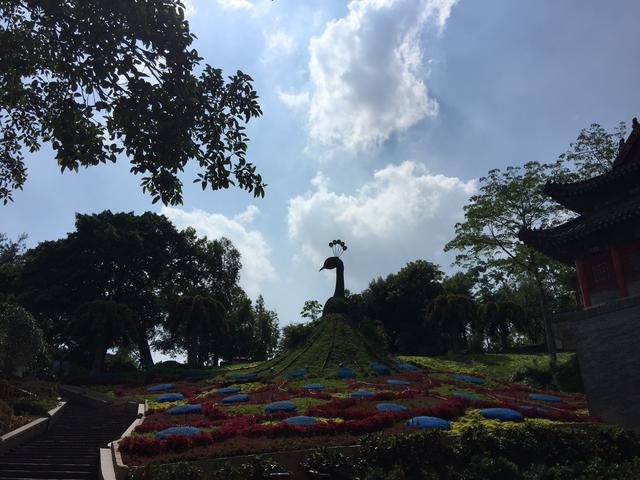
[127,424,640,480]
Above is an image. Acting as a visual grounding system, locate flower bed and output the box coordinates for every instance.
[114,363,599,466]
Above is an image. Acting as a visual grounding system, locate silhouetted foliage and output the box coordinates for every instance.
[558,121,627,178]
[442,270,477,297]
[445,120,629,362]
[361,260,444,354]
[73,300,133,376]
[479,301,525,352]
[0,0,264,205]
[425,294,478,354]
[165,295,226,368]
[300,300,323,322]
[280,322,315,351]
[0,233,26,301]
[253,295,279,361]
[0,302,47,376]
[13,211,243,370]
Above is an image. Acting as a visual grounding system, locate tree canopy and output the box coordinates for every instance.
[559,121,627,178]
[10,210,243,372]
[0,302,47,376]
[165,295,226,368]
[445,120,627,362]
[0,0,264,205]
[444,162,572,361]
[362,260,444,354]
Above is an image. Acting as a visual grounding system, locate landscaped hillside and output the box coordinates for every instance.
[253,314,391,379]
[105,351,617,478]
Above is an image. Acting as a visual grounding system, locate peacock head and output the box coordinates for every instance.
[319,239,347,271]
[319,256,343,271]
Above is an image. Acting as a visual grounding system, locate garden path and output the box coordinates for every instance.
[0,401,137,480]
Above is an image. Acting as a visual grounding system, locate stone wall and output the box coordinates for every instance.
[557,294,640,431]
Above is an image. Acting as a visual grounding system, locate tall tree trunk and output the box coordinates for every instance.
[499,323,509,352]
[90,334,107,378]
[534,272,557,365]
[137,329,154,367]
[187,334,199,368]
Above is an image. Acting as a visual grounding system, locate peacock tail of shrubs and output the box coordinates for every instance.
[255,313,393,379]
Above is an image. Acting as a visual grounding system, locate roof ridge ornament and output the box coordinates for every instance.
[613,116,639,168]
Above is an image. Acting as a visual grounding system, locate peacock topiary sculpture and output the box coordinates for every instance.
[320,240,348,315]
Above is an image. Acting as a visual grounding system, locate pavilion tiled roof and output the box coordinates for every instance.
[518,195,640,264]
[544,118,640,214]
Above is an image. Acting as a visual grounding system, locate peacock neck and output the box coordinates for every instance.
[334,263,345,298]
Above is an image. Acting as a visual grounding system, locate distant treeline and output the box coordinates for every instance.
[0,211,279,377]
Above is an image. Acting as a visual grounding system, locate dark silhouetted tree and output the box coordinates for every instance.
[253,295,279,360]
[445,162,569,363]
[364,260,444,354]
[425,294,478,354]
[558,121,627,178]
[166,295,226,367]
[73,300,133,377]
[0,302,47,376]
[16,211,242,368]
[0,0,264,205]
[480,301,526,352]
[0,233,27,301]
[300,300,323,322]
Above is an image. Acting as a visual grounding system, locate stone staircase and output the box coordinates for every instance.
[0,402,137,480]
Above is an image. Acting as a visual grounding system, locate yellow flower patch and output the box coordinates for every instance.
[316,417,343,423]
[331,392,351,398]
[448,409,563,435]
[147,399,186,411]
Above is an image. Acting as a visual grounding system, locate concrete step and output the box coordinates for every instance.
[0,470,94,479]
[0,464,93,472]
[0,400,138,480]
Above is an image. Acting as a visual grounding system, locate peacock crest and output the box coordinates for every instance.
[329,239,347,257]
[320,239,347,299]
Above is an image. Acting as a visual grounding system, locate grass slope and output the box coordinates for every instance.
[400,352,574,379]
[255,314,391,379]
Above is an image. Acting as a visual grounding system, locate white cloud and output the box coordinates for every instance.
[265,30,296,56]
[305,0,457,153]
[277,90,310,110]
[161,206,276,298]
[287,161,476,287]
[234,204,260,224]
[217,0,254,10]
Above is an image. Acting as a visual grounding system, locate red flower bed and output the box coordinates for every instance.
[115,363,598,463]
[201,403,228,420]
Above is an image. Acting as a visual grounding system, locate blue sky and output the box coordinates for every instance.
[3,0,640,359]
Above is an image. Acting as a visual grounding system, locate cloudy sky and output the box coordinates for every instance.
[4,0,640,359]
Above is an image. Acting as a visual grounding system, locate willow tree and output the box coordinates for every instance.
[425,294,478,354]
[480,301,526,352]
[167,295,227,367]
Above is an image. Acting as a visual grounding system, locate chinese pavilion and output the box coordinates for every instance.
[519,117,640,431]
[519,117,640,308]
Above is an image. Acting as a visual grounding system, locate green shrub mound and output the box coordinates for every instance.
[511,354,583,393]
[134,426,640,479]
[301,425,640,480]
[255,314,393,379]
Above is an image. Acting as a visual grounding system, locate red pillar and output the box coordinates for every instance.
[575,258,591,308]
[610,247,629,298]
